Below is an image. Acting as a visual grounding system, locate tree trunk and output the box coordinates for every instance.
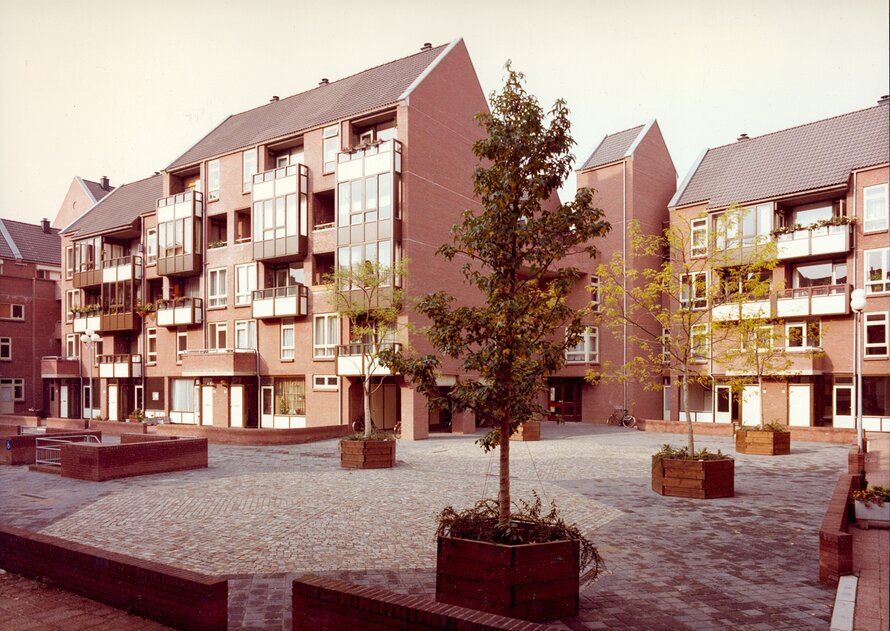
[363,351,372,439]
[498,409,511,527]
[683,373,695,454]
[757,375,764,427]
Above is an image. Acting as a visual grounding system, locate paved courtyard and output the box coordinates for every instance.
[0,423,848,630]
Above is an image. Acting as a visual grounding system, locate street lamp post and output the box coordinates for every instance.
[850,289,867,451]
[80,329,101,421]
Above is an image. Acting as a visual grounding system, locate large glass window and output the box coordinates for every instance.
[146,328,157,363]
[146,228,157,264]
[323,125,339,173]
[171,379,195,412]
[565,327,598,363]
[863,376,890,416]
[785,321,820,349]
[790,203,833,227]
[243,149,257,193]
[792,260,846,288]
[865,248,890,294]
[691,218,707,257]
[207,159,220,200]
[715,203,772,248]
[275,377,306,415]
[314,314,339,358]
[691,324,709,362]
[208,268,227,307]
[66,334,79,358]
[158,217,194,257]
[864,184,888,232]
[235,263,257,305]
[209,322,227,350]
[235,320,257,350]
[680,272,708,310]
[865,312,889,358]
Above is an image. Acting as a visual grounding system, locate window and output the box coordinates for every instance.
[66,334,79,358]
[146,228,157,264]
[863,376,890,416]
[0,303,24,320]
[235,263,257,306]
[865,312,889,358]
[0,337,10,360]
[36,268,61,281]
[691,324,709,362]
[715,203,772,248]
[565,327,598,363]
[274,377,306,415]
[314,314,339,358]
[267,263,305,288]
[0,378,25,401]
[146,328,157,363]
[337,240,392,271]
[235,209,251,243]
[313,375,339,390]
[680,273,708,309]
[590,276,600,311]
[786,321,820,349]
[790,202,834,228]
[864,184,888,232]
[865,248,890,294]
[691,218,707,257]
[338,173,393,226]
[793,260,847,288]
[209,322,227,350]
[65,290,80,323]
[661,328,670,364]
[65,246,74,278]
[243,149,257,193]
[742,324,773,351]
[208,215,227,247]
[171,379,195,412]
[208,268,227,307]
[158,216,196,257]
[252,193,301,241]
[717,267,771,301]
[177,332,187,363]
[207,159,220,201]
[323,125,339,173]
[235,320,257,350]
[281,320,295,360]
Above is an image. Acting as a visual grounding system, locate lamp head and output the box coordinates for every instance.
[850,288,867,312]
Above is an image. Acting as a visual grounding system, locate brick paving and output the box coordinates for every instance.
[0,423,864,629]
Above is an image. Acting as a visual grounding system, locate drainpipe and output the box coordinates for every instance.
[32,277,38,417]
[622,160,628,411]
[851,171,858,434]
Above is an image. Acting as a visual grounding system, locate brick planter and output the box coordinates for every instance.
[436,535,580,622]
[651,456,734,499]
[735,429,790,455]
[339,438,395,469]
[510,420,541,442]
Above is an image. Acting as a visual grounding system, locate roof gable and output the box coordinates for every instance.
[579,124,645,171]
[62,174,163,237]
[0,219,61,265]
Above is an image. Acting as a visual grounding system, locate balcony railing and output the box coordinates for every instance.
[156,191,203,277]
[100,308,137,332]
[180,349,258,377]
[776,224,851,260]
[97,354,142,379]
[156,297,204,327]
[252,284,309,319]
[72,312,101,333]
[335,342,401,377]
[711,296,772,322]
[73,255,143,288]
[40,356,81,378]
[776,284,850,318]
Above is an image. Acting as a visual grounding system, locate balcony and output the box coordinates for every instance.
[776,224,851,260]
[336,342,400,377]
[312,223,336,253]
[40,356,80,379]
[156,297,203,327]
[100,309,137,332]
[252,164,309,262]
[711,298,772,322]
[719,350,825,376]
[156,191,203,276]
[73,255,143,289]
[252,285,308,320]
[72,312,101,333]
[776,284,850,318]
[180,349,258,377]
[98,354,142,379]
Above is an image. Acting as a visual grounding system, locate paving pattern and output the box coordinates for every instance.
[0,424,849,629]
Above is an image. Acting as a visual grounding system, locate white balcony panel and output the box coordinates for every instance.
[157,205,174,223]
[711,304,737,322]
[175,199,194,219]
[741,301,770,319]
[157,309,173,326]
[178,306,201,324]
[253,299,275,318]
[365,153,391,176]
[777,239,809,260]
[99,364,112,379]
[811,293,847,316]
[811,230,849,256]
[277,174,297,195]
[777,297,809,318]
[254,180,274,201]
[275,295,298,316]
[113,363,128,378]
[73,315,101,334]
[337,159,362,182]
[336,355,393,377]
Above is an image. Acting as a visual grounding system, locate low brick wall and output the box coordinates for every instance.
[156,422,351,445]
[120,432,179,444]
[638,419,859,444]
[45,417,89,430]
[89,419,149,436]
[819,473,859,585]
[0,415,41,428]
[292,574,563,630]
[60,437,208,481]
[847,440,868,475]
[1,430,102,466]
[0,523,227,631]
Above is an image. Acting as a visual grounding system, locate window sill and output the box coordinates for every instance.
[206,305,228,311]
[280,358,295,363]
[865,355,889,361]
[862,228,888,236]
[313,356,335,362]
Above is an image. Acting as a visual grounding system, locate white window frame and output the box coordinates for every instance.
[314,313,339,359]
[313,375,339,391]
[863,183,888,233]
[0,303,24,320]
[146,228,158,264]
[66,334,79,359]
[65,290,80,323]
[661,327,670,364]
[235,263,257,306]
[865,248,890,295]
[0,378,24,401]
[590,275,601,312]
[565,327,599,364]
[208,267,227,307]
[177,331,187,363]
[65,246,74,278]
[742,324,773,351]
[865,312,889,358]
[785,321,820,350]
[243,148,258,193]
[281,320,295,360]
[691,218,708,257]
[0,337,10,361]
[323,125,339,174]
[691,323,709,362]
[680,272,708,310]
[235,319,257,350]
[146,327,157,364]
[209,322,228,350]
[207,159,220,201]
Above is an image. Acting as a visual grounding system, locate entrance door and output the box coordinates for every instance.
[370,382,399,429]
[833,385,854,428]
[134,385,143,413]
[108,384,119,421]
[60,385,69,418]
[201,386,214,426]
[548,380,582,421]
[0,383,13,414]
[788,384,812,427]
[741,385,761,426]
[231,385,244,428]
[715,385,732,424]
[261,386,274,428]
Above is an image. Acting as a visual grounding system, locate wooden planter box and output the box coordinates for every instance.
[509,420,541,442]
[854,501,890,530]
[651,456,734,499]
[339,439,395,469]
[436,535,579,622]
[735,429,790,455]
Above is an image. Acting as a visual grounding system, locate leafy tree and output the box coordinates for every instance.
[381,64,609,528]
[327,259,405,439]
[595,208,777,454]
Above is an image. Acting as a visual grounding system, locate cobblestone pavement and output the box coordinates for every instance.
[0,424,849,629]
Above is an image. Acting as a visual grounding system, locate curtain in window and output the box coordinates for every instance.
[274,378,305,415]
[171,379,195,412]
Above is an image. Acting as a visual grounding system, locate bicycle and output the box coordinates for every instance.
[607,408,637,428]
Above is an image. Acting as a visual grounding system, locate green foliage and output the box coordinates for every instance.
[436,492,604,585]
[130,408,145,422]
[740,422,788,432]
[653,443,732,462]
[341,429,397,442]
[852,485,890,507]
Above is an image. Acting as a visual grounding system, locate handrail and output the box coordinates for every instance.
[157,190,202,208]
[181,348,256,356]
[252,284,308,300]
[252,163,305,185]
[35,435,100,467]
[157,296,203,309]
[313,222,335,231]
[336,342,401,356]
[97,354,143,364]
[779,284,848,299]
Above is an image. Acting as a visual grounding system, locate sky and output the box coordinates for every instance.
[1,0,888,227]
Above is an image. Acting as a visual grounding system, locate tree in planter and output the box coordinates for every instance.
[381,64,609,529]
[595,208,777,454]
[327,258,405,439]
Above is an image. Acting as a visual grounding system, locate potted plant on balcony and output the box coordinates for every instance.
[381,64,609,621]
[328,258,405,470]
[853,484,890,529]
[134,301,156,319]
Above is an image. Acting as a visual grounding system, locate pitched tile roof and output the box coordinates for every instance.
[578,124,646,171]
[674,102,889,208]
[82,178,115,203]
[0,218,61,265]
[62,174,163,237]
[167,44,448,170]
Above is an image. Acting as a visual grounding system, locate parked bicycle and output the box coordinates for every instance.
[607,408,637,428]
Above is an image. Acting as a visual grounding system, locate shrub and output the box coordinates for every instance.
[653,443,732,462]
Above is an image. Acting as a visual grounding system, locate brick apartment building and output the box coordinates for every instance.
[667,97,889,432]
[0,218,62,414]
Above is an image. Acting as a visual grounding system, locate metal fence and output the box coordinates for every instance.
[35,435,100,467]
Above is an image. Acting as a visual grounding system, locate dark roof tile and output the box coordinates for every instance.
[579,124,645,171]
[0,219,61,265]
[62,174,163,237]
[82,178,115,203]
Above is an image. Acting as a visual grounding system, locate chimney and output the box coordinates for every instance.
[41,218,50,234]
[270,96,279,103]
[421,42,432,51]
[100,175,110,190]
[318,78,329,86]
[737,133,749,142]
[879,95,889,105]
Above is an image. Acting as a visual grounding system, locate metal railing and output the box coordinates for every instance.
[35,434,100,467]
